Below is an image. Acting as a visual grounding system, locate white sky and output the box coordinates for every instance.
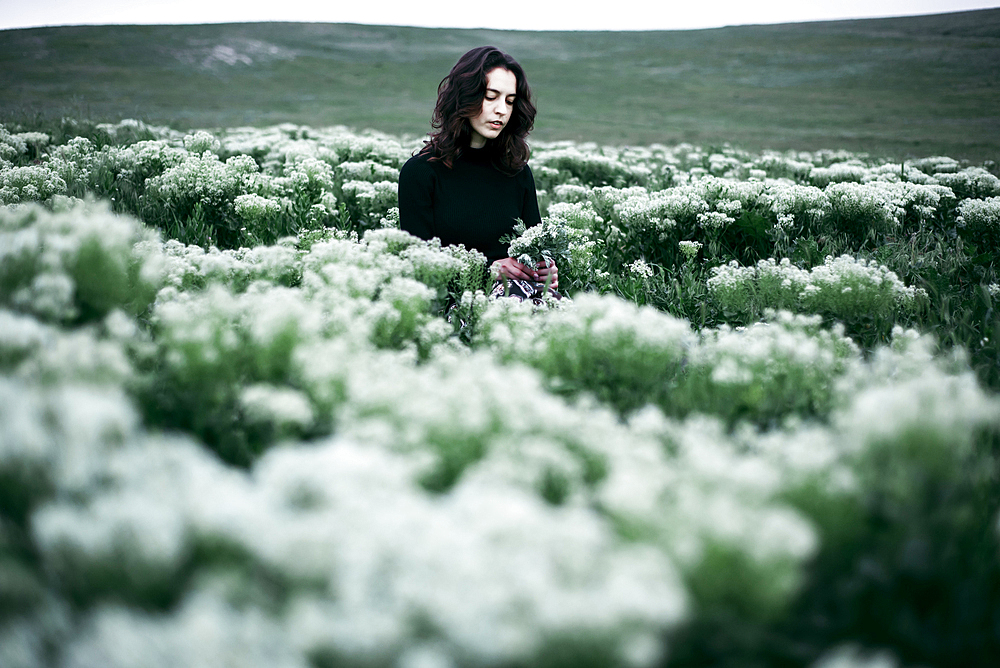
[1,0,997,32]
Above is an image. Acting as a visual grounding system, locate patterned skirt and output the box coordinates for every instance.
[488,278,563,304]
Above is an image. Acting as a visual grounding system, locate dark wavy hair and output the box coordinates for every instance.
[419,46,536,175]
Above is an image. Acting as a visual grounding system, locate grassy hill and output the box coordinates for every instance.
[2,9,999,161]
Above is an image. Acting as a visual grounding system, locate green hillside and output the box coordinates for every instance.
[2,9,999,160]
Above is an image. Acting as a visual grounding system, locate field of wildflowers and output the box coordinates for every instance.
[2,119,999,667]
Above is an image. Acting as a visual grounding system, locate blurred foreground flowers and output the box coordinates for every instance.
[2,121,1000,667]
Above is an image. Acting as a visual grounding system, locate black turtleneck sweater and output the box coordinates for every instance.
[398,145,542,265]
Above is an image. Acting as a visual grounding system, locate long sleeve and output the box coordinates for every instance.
[520,164,543,228]
[398,156,436,241]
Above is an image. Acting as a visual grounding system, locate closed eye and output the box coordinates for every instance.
[485,89,517,105]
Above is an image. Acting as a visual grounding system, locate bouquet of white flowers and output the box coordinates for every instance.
[502,218,578,269]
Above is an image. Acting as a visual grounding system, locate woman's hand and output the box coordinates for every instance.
[534,259,558,290]
[492,257,536,282]
[492,258,559,290]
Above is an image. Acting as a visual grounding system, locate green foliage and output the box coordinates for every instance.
[776,377,1000,668]
[708,255,929,348]
[670,313,859,427]
[0,200,160,323]
[498,293,694,415]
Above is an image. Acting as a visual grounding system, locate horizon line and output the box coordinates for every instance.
[2,6,996,34]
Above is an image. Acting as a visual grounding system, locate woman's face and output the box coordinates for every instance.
[468,67,517,149]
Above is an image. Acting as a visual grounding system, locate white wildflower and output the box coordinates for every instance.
[627,259,654,279]
[678,240,702,261]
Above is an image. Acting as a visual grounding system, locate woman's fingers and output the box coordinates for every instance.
[510,260,536,281]
[509,267,535,281]
[535,261,557,277]
[529,260,558,289]
[494,258,560,286]
[494,258,535,281]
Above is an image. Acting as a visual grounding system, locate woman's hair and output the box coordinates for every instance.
[419,46,536,174]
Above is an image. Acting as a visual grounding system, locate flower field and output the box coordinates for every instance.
[2,119,1000,667]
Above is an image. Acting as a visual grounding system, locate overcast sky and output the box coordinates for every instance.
[1,0,997,32]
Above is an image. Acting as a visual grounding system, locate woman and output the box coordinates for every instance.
[398,46,558,299]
